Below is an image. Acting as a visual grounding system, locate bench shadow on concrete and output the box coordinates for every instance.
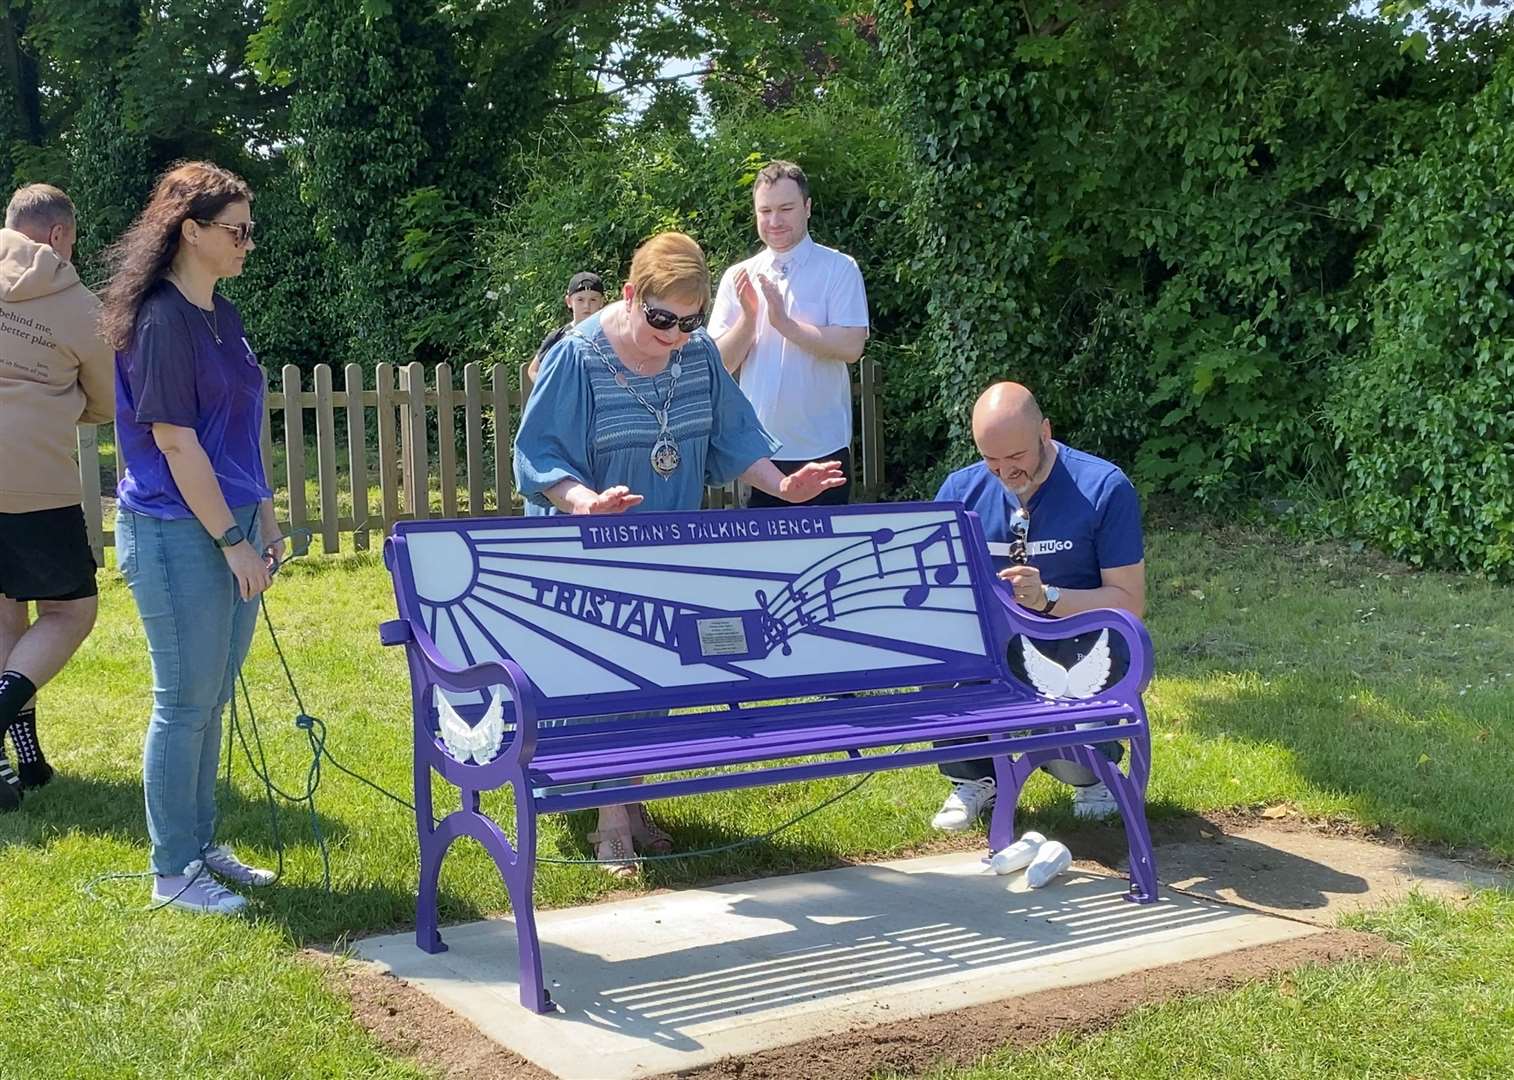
[531,864,1249,1049]
[1063,813,1372,914]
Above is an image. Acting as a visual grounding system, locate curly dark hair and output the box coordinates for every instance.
[99,161,253,349]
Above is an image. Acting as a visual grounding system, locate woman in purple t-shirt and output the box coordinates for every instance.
[100,161,281,916]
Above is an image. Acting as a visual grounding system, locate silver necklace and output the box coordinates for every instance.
[578,328,684,479]
[168,273,221,343]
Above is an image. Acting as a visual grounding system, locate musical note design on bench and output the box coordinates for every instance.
[902,524,960,608]
[749,521,972,655]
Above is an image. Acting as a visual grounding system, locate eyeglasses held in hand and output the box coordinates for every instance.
[641,301,706,334]
[196,219,256,247]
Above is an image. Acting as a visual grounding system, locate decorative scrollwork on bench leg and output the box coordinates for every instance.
[988,751,1041,853]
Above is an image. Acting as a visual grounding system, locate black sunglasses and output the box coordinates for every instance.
[196,219,256,247]
[641,300,706,334]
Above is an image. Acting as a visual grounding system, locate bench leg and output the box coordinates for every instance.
[414,755,448,955]
[987,752,1039,853]
[505,779,550,1013]
[1088,750,1159,904]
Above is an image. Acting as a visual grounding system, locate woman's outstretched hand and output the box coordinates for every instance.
[574,485,645,514]
[778,460,846,504]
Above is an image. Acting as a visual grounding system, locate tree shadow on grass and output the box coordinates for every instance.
[1174,674,1514,858]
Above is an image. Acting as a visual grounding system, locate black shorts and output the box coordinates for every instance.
[0,505,99,601]
[745,446,854,508]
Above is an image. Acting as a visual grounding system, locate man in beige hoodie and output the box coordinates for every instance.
[0,184,114,809]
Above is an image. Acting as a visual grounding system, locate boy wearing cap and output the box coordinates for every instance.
[527,271,606,382]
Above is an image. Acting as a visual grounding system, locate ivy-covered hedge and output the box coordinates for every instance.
[1328,53,1514,578]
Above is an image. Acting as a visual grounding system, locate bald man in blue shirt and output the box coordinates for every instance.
[932,381,1147,828]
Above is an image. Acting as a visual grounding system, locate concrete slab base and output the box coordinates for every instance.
[353,852,1322,1080]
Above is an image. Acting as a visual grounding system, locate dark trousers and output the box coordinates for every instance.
[939,630,1130,785]
[746,447,853,508]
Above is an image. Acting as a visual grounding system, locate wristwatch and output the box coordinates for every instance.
[213,524,246,549]
[1038,584,1061,615]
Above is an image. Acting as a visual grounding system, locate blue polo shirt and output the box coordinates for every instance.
[936,444,1143,585]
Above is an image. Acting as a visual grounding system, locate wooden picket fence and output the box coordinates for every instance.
[78,357,883,562]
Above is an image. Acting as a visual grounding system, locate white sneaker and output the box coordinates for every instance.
[203,844,276,887]
[1072,781,1119,821]
[152,860,249,916]
[932,778,996,831]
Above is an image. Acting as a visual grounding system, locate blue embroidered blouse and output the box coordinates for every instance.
[514,312,780,514]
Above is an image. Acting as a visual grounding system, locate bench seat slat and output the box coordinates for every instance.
[534,724,1140,815]
[511,683,1019,755]
[528,697,1137,783]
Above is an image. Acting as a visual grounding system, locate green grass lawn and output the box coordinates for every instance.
[1,520,1510,1077]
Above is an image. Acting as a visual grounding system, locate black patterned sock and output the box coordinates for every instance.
[0,670,37,728]
[9,706,41,765]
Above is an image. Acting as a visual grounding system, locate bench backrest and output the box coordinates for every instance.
[386,503,1019,719]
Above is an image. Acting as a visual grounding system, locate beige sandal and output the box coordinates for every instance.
[627,802,674,856]
[587,828,640,880]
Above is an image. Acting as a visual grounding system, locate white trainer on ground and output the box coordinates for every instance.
[151,860,249,916]
[988,830,1046,875]
[1072,780,1119,820]
[932,777,996,831]
[1025,840,1073,888]
[203,844,276,887]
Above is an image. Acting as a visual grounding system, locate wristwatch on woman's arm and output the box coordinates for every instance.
[213,524,246,549]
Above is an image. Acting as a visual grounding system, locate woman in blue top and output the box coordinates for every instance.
[515,230,843,874]
[100,162,282,916]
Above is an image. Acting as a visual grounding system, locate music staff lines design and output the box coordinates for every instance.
[406,511,986,697]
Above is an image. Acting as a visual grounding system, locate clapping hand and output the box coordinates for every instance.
[756,273,787,328]
[778,460,845,503]
[735,267,760,322]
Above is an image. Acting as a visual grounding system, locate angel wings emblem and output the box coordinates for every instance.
[435,686,508,765]
[1020,629,1112,699]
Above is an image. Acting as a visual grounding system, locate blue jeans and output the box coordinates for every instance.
[117,505,262,875]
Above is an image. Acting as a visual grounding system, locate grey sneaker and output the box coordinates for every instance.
[1072,781,1119,821]
[152,860,249,916]
[931,778,996,831]
[203,844,276,887]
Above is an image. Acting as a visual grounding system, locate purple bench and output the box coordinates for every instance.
[381,502,1156,1013]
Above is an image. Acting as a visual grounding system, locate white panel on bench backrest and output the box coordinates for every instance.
[401,506,991,700]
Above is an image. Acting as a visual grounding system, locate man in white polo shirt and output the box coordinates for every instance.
[709,161,870,506]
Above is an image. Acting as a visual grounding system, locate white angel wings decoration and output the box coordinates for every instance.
[1020,629,1112,699]
[435,686,508,765]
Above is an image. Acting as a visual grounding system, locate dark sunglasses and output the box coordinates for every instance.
[641,300,706,334]
[196,219,256,247]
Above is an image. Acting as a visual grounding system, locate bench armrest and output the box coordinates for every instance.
[380,618,542,763]
[991,579,1155,701]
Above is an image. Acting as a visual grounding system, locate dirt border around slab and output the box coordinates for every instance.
[312,928,1389,1080]
[310,810,1502,1080]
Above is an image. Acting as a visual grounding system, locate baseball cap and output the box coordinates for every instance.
[567,271,605,295]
